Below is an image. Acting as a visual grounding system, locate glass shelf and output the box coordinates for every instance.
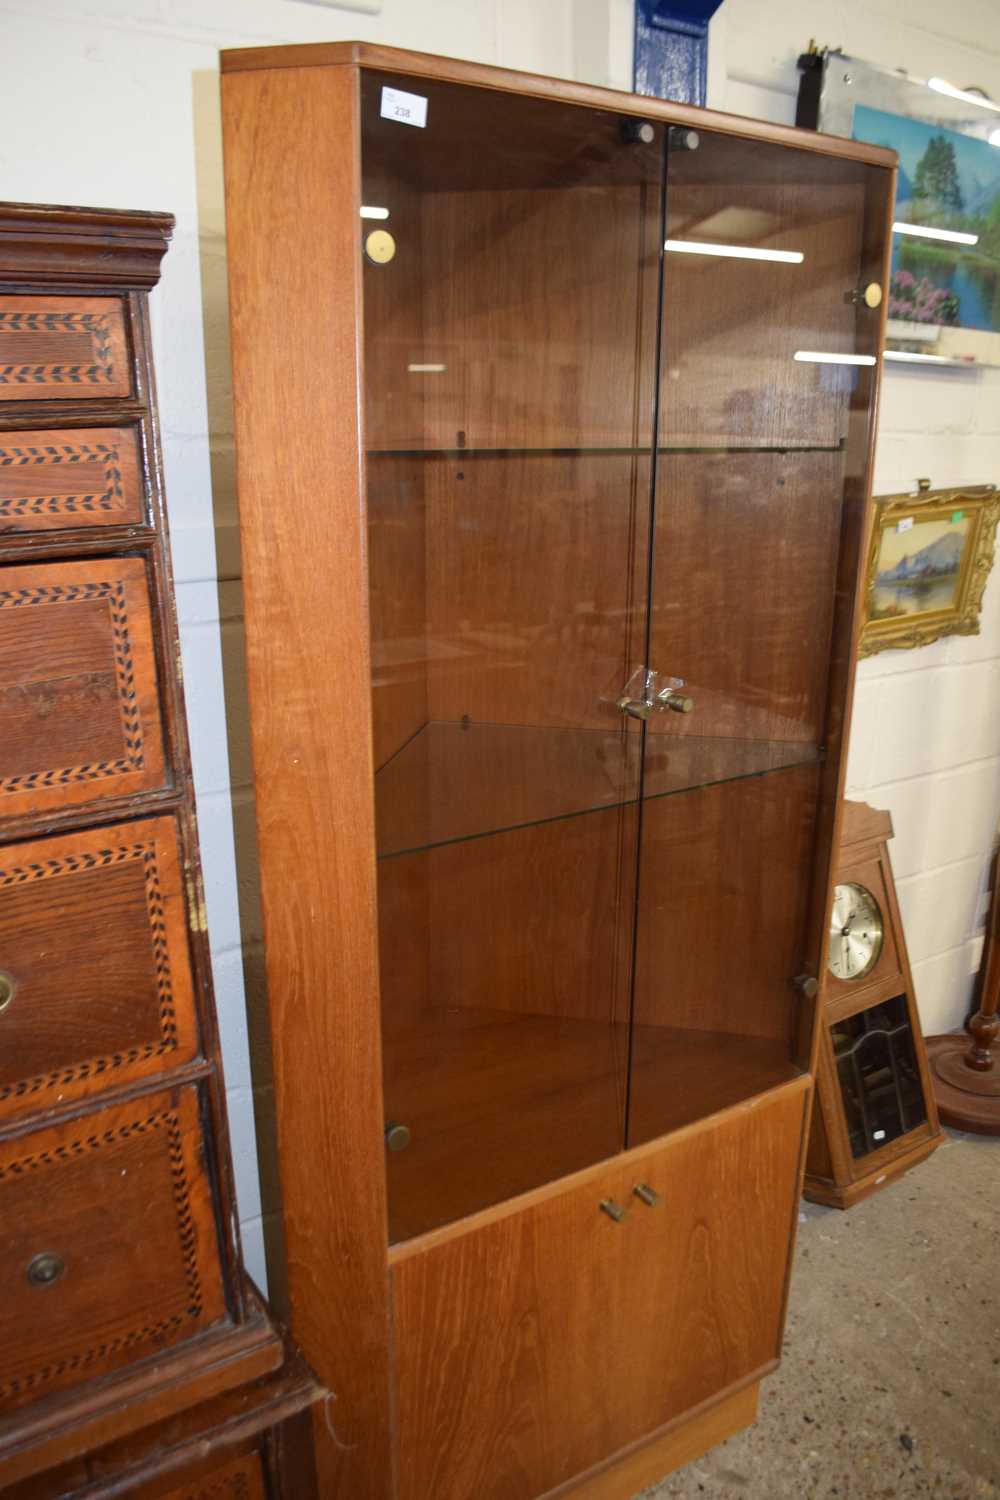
[374,720,822,859]
[367,442,847,458]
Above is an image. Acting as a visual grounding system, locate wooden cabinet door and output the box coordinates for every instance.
[392,1079,808,1500]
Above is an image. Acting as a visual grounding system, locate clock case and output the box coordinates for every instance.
[805,800,943,1208]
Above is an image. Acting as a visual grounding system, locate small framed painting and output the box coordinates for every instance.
[860,482,999,657]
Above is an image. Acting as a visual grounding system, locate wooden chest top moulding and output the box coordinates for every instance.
[0,203,173,289]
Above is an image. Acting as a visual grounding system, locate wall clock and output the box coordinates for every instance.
[827,882,884,982]
[805,801,942,1208]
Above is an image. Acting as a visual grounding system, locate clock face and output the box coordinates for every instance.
[828,882,884,981]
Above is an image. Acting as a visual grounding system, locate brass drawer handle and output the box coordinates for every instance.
[633,1183,662,1207]
[27,1252,65,1288]
[599,1199,627,1223]
[0,971,16,1014]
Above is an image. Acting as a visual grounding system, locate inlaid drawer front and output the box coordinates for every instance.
[136,1451,266,1500]
[0,817,199,1120]
[0,295,131,401]
[0,425,144,531]
[0,1084,228,1414]
[0,556,167,819]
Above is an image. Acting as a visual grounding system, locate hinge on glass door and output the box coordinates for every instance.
[617,666,694,720]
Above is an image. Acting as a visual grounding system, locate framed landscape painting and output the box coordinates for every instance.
[861,483,1000,656]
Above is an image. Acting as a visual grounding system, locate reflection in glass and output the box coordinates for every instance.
[833,995,928,1159]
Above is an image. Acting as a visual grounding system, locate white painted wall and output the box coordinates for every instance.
[1,0,997,1278]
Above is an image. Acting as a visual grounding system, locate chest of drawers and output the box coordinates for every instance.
[0,202,282,1489]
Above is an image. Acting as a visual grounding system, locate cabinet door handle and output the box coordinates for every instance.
[599,1198,627,1223]
[633,1183,662,1207]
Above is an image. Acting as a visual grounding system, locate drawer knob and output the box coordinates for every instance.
[0,971,16,1014]
[384,1121,411,1152]
[27,1252,65,1288]
[633,1183,662,1207]
[793,973,819,999]
[599,1199,627,1223]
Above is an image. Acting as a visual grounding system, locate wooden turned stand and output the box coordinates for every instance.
[926,859,1000,1135]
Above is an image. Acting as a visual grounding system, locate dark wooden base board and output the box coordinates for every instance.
[542,1379,761,1500]
[803,1129,942,1208]
[926,1034,1000,1135]
[0,1283,283,1491]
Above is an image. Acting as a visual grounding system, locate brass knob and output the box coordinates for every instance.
[794,974,819,999]
[0,971,15,1014]
[364,229,396,266]
[864,281,883,309]
[599,1198,627,1223]
[663,693,694,714]
[384,1121,411,1152]
[633,1183,662,1207]
[27,1252,65,1288]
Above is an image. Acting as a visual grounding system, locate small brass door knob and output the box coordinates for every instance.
[864,282,883,309]
[27,1252,65,1288]
[385,1121,411,1152]
[794,974,819,998]
[0,972,16,1014]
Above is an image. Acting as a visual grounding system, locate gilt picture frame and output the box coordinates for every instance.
[860,483,1000,657]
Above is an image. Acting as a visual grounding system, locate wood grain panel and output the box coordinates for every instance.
[392,1081,808,1500]
[421,454,650,731]
[0,295,131,401]
[0,816,199,1120]
[0,425,144,532]
[367,455,427,769]
[222,62,393,1499]
[0,1084,228,1416]
[647,450,843,744]
[0,556,167,819]
[632,767,820,1054]
[418,184,658,452]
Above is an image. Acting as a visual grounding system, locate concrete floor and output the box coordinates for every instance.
[639,1130,1000,1500]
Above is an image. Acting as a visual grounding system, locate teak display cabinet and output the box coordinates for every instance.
[221,44,896,1499]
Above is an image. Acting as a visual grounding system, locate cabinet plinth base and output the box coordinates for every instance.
[803,1129,943,1209]
[545,1380,760,1500]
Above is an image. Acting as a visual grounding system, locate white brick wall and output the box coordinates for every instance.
[2,0,997,1274]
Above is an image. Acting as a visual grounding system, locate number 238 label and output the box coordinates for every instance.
[381,87,428,128]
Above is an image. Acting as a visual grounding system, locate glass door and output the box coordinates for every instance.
[627,129,891,1146]
[360,74,665,1243]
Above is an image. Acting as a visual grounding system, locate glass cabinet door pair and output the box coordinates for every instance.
[361,72,890,1245]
